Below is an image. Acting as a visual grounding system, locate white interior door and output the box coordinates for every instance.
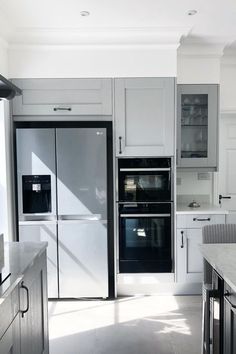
[218,114,236,222]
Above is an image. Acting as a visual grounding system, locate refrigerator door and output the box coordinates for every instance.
[56,128,108,298]
[19,221,58,298]
[58,220,108,298]
[56,128,107,220]
[16,128,56,220]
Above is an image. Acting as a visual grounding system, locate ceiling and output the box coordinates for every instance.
[0,0,236,49]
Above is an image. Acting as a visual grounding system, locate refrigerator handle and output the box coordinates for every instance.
[58,214,102,221]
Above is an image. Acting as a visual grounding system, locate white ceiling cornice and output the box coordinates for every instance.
[5,26,191,46]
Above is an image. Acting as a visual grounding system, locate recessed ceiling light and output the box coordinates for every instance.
[80,11,90,17]
[187,9,197,16]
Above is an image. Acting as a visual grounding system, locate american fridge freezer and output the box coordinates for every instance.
[16,122,114,299]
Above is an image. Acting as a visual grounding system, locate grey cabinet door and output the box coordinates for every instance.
[177,84,218,170]
[114,78,175,156]
[0,314,20,354]
[224,295,236,354]
[20,251,49,354]
[12,78,112,116]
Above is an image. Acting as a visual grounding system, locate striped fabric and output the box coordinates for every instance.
[202,224,236,283]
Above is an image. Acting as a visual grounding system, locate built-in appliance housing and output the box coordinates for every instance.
[15,121,114,299]
[117,157,174,274]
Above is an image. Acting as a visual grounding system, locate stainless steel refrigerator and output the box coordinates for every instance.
[16,123,113,299]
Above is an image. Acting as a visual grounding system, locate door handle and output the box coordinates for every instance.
[180,230,184,248]
[20,281,30,318]
[53,106,72,112]
[219,194,231,205]
[119,136,122,154]
[193,217,211,222]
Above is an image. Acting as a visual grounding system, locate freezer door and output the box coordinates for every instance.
[58,220,108,298]
[19,221,58,298]
[16,128,56,219]
[56,128,107,220]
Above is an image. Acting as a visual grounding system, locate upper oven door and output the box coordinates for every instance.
[119,168,171,202]
[118,158,172,203]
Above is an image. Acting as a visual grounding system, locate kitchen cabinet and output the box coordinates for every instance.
[177,84,219,170]
[20,250,49,354]
[114,77,175,156]
[224,285,236,354]
[0,285,20,354]
[176,213,225,283]
[0,245,49,354]
[0,314,21,354]
[12,78,112,116]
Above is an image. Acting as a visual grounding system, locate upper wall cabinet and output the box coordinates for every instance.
[12,78,112,116]
[177,84,219,170]
[114,78,175,156]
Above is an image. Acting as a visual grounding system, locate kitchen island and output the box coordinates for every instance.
[200,244,236,354]
[0,242,49,354]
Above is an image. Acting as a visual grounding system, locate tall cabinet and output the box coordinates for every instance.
[114,78,175,156]
[177,84,219,170]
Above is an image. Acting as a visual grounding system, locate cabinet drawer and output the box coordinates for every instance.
[0,286,19,339]
[12,78,112,116]
[186,214,225,228]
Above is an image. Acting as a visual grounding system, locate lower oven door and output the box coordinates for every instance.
[119,203,172,273]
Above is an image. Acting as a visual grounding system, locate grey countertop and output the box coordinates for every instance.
[200,244,236,292]
[0,242,47,303]
[177,203,228,215]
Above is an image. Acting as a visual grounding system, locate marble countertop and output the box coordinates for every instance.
[177,203,229,215]
[200,244,236,292]
[0,242,47,302]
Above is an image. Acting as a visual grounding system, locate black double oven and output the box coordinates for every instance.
[118,158,173,273]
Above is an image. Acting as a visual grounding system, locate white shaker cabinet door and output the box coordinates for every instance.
[115,78,175,157]
[176,228,203,283]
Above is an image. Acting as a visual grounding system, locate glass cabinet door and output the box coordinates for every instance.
[177,85,218,170]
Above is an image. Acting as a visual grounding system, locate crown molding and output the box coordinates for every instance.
[5,26,190,46]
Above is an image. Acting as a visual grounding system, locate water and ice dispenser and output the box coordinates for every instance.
[22,175,51,213]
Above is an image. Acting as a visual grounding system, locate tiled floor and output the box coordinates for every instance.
[48,295,202,354]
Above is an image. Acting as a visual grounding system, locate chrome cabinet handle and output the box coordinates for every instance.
[180,230,184,248]
[193,217,211,222]
[119,136,122,154]
[20,281,30,318]
[120,214,170,218]
[53,107,72,112]
[119,168,171,172]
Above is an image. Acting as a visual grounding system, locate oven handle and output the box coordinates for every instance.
[120,214,171,218]
[119,168,171,172]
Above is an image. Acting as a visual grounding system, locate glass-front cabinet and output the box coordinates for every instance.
[177,84,219,170]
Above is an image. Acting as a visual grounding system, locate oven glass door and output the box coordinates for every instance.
[119,170,171,202]
[119,205,172,273]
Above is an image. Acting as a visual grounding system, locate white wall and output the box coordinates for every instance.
[0,38,8,77]
[220,56,236,112]
[177,44,223,84]
[8,45,178,78]
[176,172,213,204]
